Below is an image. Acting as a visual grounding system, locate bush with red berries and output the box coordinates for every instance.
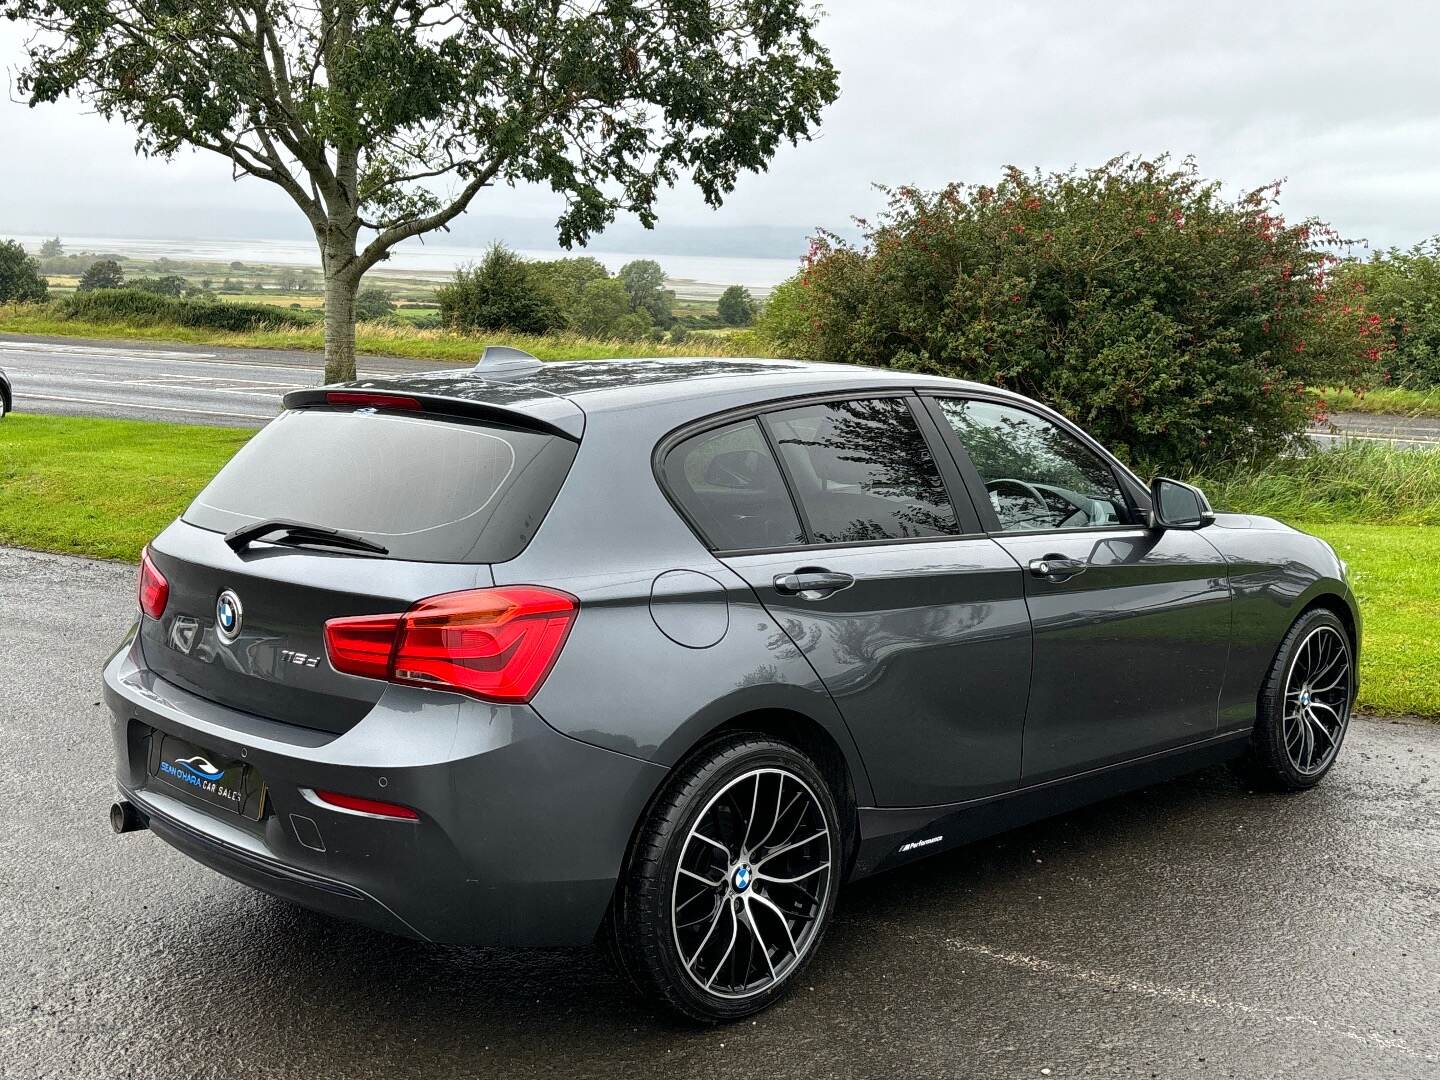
[761,155,1387,471]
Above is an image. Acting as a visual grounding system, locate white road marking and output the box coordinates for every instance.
[945,940,1425,1059]
[0,340,220,361]
[0,341,324,375]
[21,393,273,421]
[1309,431,1440,446]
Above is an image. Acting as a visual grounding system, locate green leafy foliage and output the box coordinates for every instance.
[4,0,838,379]
[58,288,310,331]
[753,276,809,354]
[0,239,48,303]
[439,244,661,339]
[773,156,1388,471]
[1333,239,1440,388]
[77,258,124,292]
[717,285,756,326]
[354,287,397,320]
[618,259,674,327]
[128,274,188,297]
[436,245,561,336]
[574,278,641,338]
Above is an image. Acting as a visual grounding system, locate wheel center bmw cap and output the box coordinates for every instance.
[1300,689,1312,707]
[732,865,752,892]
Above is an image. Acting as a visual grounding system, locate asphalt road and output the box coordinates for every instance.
[0,333,459,427]
[4,332,1440,450]
[2,546,1437,1079]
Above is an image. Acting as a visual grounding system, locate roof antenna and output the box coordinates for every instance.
[474,345,544,379]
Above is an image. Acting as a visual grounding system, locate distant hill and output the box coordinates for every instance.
[2,203,859,262]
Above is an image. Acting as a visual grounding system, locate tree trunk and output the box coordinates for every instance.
[322,271,359,383]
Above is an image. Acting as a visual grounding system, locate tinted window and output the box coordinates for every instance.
[663,420,805,551]
[763,398,959,544]
[935,398,1130,532]
[184,409,576,562]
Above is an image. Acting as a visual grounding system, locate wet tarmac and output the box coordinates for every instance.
[2,546,1436,1079]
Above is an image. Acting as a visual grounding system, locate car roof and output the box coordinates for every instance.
[332,357,1025,434]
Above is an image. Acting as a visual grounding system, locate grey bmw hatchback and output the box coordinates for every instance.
[104,352,1360,1021]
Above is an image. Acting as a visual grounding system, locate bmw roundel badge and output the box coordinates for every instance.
[215,589,243,644]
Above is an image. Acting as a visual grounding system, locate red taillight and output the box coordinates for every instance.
[311,789,419,820]
[324,586,578,704]
[138,547,169,619]
[325,391,422,411]
[323,612,402,680]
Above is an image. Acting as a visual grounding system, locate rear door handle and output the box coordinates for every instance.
[1029,555,1086,581]
[773,568,855,597]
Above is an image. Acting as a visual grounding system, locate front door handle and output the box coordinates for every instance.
[773,568,855,598]
[1029,555,1086,581]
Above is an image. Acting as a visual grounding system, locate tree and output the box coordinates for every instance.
[753,275,809,354]
[573,277,635,337]
[38,235,63,258]
[0,239,49,302]
[77,258,124,291]
[436,244,560,334]
[781,156,1387,471]
[1334,239,1440,388]
[619,259,674,327]
[530,256,611,328]
[5,2,839,382]
[717,285,756,326]
[354,287,397,320]
[130,273,188,296]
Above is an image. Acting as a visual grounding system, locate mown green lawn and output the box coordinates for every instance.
[0,414,255,560]
[1300,523,1438,718]
[0,413,1434,716]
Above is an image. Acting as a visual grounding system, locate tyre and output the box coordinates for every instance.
[1240,607,1355,790]
[608,733,841,1022]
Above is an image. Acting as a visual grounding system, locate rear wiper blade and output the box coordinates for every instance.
[224,518,389,555]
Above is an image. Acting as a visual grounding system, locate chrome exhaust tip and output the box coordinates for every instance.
[109,800,146,834]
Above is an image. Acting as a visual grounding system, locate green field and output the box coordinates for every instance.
[0,413,1434,717]
[0,305,759,362]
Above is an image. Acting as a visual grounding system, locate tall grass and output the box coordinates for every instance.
[0,301,770,362]
[1321,385,1440,418]
[1191,443,1440,526]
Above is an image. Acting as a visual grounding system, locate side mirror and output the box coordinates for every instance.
[1148,477,1215,530]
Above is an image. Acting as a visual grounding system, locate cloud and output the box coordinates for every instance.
[2,1,1436,251]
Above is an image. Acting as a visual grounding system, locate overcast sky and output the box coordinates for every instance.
[2,0,1437,255]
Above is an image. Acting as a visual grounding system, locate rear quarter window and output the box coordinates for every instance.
[662,419,805,551]
[184,409,576,563]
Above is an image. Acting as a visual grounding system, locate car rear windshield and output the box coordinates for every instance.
[183,408,577,563]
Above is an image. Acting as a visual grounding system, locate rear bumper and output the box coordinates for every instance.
[103,629,667,946]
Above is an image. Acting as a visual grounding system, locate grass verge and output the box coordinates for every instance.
[0,303,765,362]
[1321,385,1440,417]
[1,414,1434,716]
[1191,442,1440,526]
[1300,523,1438,718]
[0,414,255,560]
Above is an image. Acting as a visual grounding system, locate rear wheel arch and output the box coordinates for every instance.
[618,708,862,897]
[705,709,861,870]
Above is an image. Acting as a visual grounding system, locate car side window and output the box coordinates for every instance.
[763,397,959,544]
[663,419,806,551]
[934,398,1132,532]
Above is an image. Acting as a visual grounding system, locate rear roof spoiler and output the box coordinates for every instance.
[282,387,584,440]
